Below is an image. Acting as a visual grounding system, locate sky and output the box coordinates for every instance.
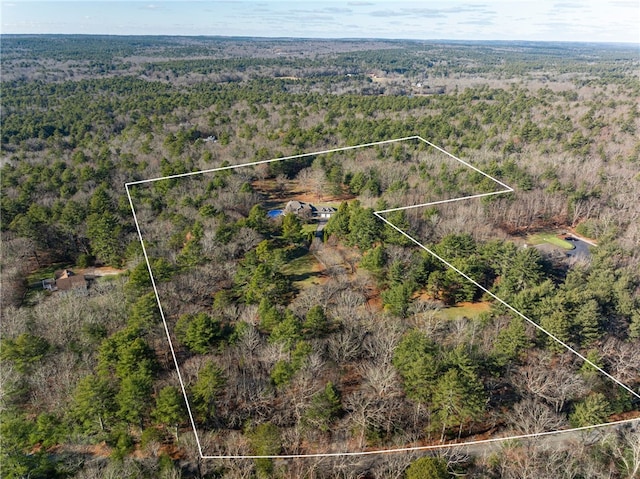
[1,1,639,44]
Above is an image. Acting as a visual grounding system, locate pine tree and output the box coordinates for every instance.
[405,456,450,479]
[71,374,115,433]
[540,310,573,353]
[116,372,153,428]
[393,331,440,402]
[269,311,302,349]
[303,382,342,432]
[175,312,224,354]
[382,210,412,246]
[191,361,225,422]
[325,201,351,238]
[381,282,413,317]
[281,212,303,244]
[575,299,602,346]
[153,386,186,441]
[129,292,162,330]
[569,393,612,427]
[303,305,329,336]
[493,316,532,366]
[249,422,281,478]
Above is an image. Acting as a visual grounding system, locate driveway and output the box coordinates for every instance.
[565,235,591,259]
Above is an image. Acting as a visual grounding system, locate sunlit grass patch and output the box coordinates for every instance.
[527,232,574,250]
[435,301,491,320]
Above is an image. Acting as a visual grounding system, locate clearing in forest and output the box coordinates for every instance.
[126,136,639,459]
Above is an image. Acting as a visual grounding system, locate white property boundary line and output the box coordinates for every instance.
[125,136,639,460]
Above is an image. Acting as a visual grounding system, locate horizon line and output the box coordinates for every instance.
[1,33,638,47]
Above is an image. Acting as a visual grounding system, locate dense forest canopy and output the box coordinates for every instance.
[1,35,639,479]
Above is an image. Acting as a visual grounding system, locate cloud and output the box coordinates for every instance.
[369,9,412,17]
[609,0,638,6]
[348,1,375,6]
[323,7,352,14]
[460,18,493,25]
[370,4,494,19]
[553,2,583,9]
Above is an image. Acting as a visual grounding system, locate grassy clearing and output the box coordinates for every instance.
[527,233,574,250]
[282,252,325,288]
[302,224,317,235]
[26,262,70,285]
[435,301,491,320]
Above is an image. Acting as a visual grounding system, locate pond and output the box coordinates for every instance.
[267,209,283,218]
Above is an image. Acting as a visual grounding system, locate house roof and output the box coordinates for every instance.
[52,269,87,291]
[284,201,337,216]
[285,200,314,212]
[57,269,75,279]
[56,274,87,291]
[317,206,337,213]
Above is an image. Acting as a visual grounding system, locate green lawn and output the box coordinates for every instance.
[26,262,70,285]
[302,224,317,235]
[527,233,574,250]
[282,252,324,288]
[435,301,491,320]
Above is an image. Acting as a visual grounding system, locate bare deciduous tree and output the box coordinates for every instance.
[505,397,568,435]
[511,353,588,413]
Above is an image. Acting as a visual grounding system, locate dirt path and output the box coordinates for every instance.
[76,266,126,277]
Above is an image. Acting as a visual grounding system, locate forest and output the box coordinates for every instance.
[1,35,639,479]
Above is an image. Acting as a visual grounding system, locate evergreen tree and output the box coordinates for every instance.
[381,282,413,318]
[630,311,640,339]
[116,371,153,428]
[574,299,602,346]
[498,247,545,294]
[303,305,329,336]
[258,298,283,333]
[175,312,224,354]
[569,393,612,427]
[269,311,302,349]
[191,361,225,422]
[493,317,532,366]
[71,374,115,433]
[129,292,162,330]
[176,237,204,268]
[540,310,573,353]
[0,333,50,374]
[347,205,380,249]
[405,456,451,479]
[393,331,440,403]
[249,422,281,478]
[86,211,123,267]
[303,382,342,432]
[382,210,412,246]
[325,201,351,238]
[360,244,386,275]
[281,212,303,244]
[432,368,484,441]
[153,386,186,441]
[246,204,271,235]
